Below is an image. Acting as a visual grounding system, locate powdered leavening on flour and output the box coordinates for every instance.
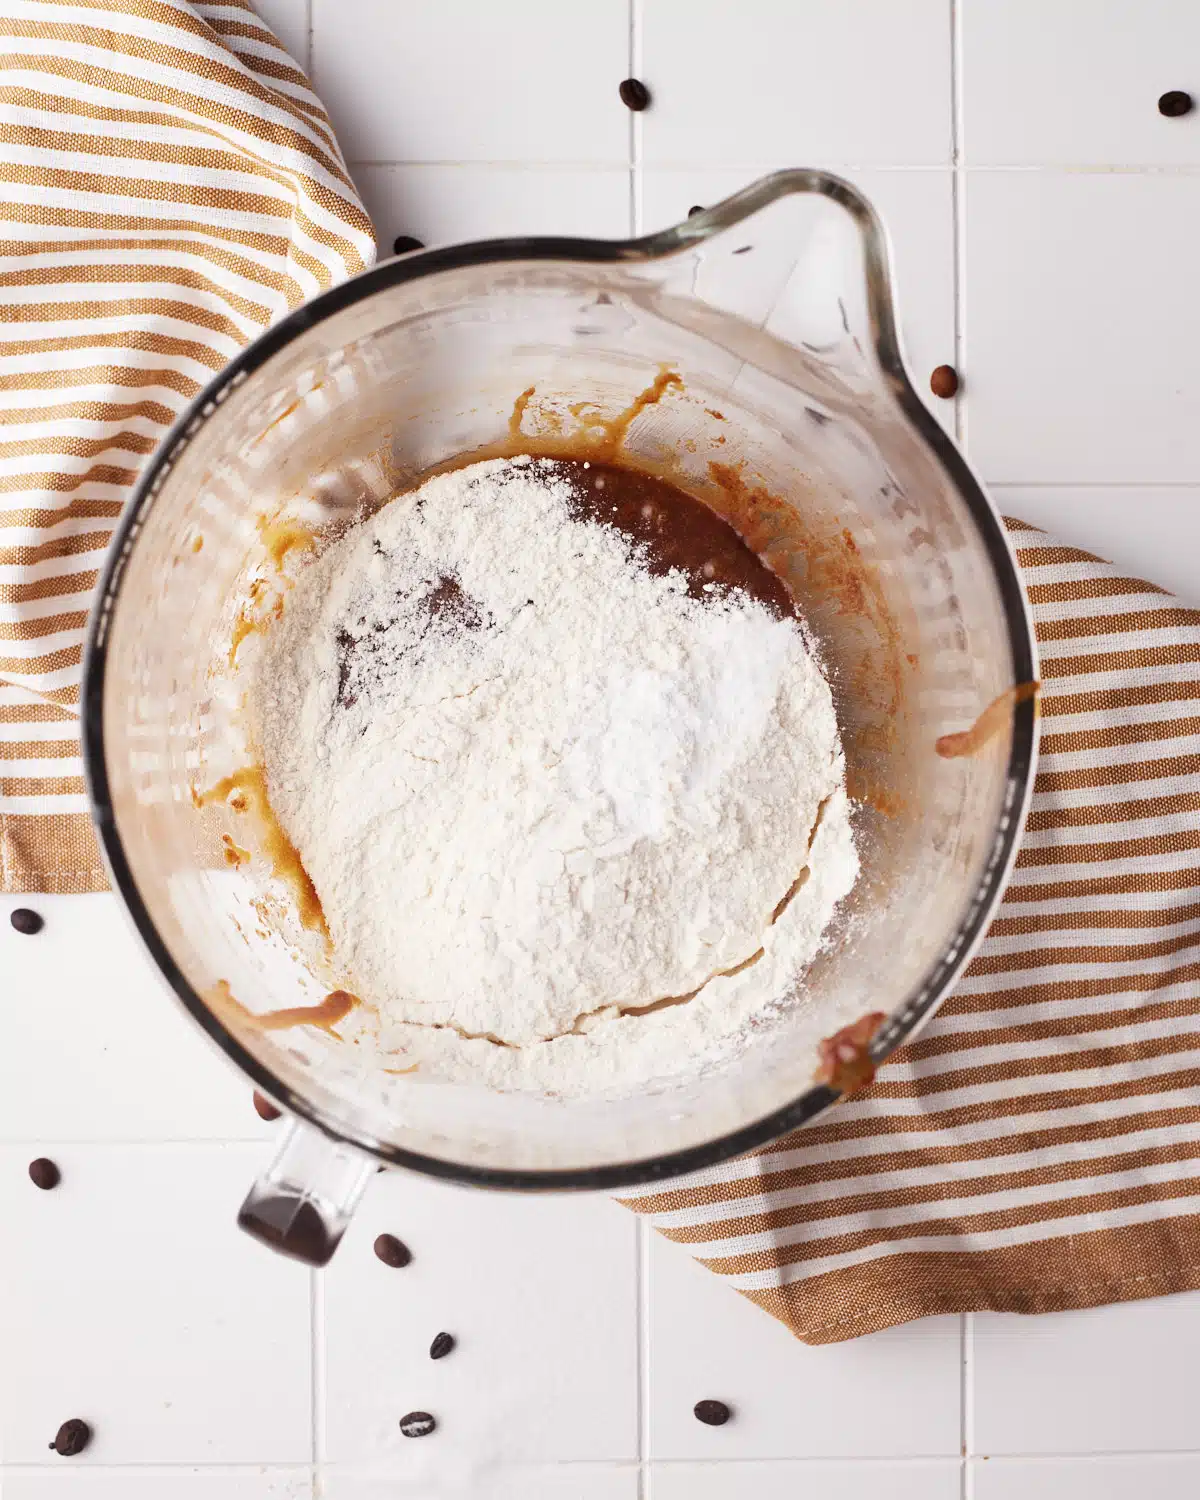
[248,456,858,1097]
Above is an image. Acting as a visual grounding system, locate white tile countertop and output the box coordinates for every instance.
[5,1,1200,1496]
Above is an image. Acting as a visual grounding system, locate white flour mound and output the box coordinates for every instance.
[249,456,858,1097]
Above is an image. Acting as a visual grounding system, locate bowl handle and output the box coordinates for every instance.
[237,1118,375,1265]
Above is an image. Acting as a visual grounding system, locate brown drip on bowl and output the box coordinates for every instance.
[208,979,359,1038]
[935,680,1041,760]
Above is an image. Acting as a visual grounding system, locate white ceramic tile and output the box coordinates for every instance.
[641,167,957,432]
[354,165,630,252]
[972,1455,1200,1500]
[646,1235,961,1460]
[0,1145,312,1464]
[322,1174,638,1468]
[250,0,310,71]
[0,896,273,1142]
[651,1460,962,1500]
[311,0,629,165]
[964,0,1200,165]
[641,0,952,168]
[1,1473,311,1500]
[965,172,1200,484]
[993,485,1200,606]
[318,1464,638,1499]
[972,1293,1200,1454]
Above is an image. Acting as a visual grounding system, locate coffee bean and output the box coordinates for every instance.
[429,1331,455,1360]
[929,364,959,399]
[373,1232,412,1268]
[252,1091,281,1121]
[688,204,706,218]
[10,907,44,935]
[693,1399,731,1426]
[28,1157,60,1190]
[399,1410,436,1438]
[1158,90,1194,117]
[50,1418,91,1456]
[618,77,651,111]
[392,235,425,256]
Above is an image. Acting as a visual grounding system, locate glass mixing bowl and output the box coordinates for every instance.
[82,171,1037,1263]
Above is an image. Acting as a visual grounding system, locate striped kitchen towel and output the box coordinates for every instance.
[627,520,1200,1342]
[8,1,1200,1347]
[0,0,372,891]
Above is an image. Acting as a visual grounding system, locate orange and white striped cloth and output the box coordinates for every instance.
[0,0,372,890]
[627,520,1200,1341]
[7,1,1200,1346]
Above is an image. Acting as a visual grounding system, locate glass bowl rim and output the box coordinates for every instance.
[81,168,1038,1191]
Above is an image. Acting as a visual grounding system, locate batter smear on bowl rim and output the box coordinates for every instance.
[238,451,859,1097]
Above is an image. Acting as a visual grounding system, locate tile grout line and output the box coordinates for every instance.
[305,0,314,80]
[950,0,966,453]
[5,1456,1200,1474]
[630,0,643,236]
[0,1467,321,1476]
[636,1217,651,1500]
[335,160,1200,174]
[311,1266,325,1478]
[344,160,638,171]
[0,1138,283,1147]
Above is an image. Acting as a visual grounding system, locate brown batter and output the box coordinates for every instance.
[561,458,795,618]
[193,767,326,938]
